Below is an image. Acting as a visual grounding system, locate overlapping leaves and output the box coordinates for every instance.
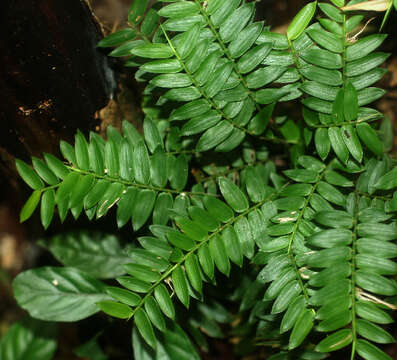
[291,2,389,163]
[253,156,397,359]
[98,164,279,347]
[16,119,195,230]
[111,0,305,151]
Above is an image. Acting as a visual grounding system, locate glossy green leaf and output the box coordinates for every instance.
[0,318,57,360]
[209,235,230,276]
[124,263,161,283]
[289,309,315,350]
[172,267,190,308]
[319,2,343,22]
[329,127,349,163]
[287,1,317,40]
[185,254,203,293]
[315,128,331,160]
[346,34,388,62]
[356,339,392,360]
[219,3,254,43]
[158,1,199,18]
[356,319,395,344]
[315,329,353,352]
[280,296,306,334]
[154,284,175,320]
[218,177,249,213]
[13,267,108,321]
[135,308,157,349]
[16,159,44,190]
[144,296,166,332]
[131,43,174,59]
[375,168,397,190]
[75,131,90,170]
[40,190,55,229]
[32,157,58,185]
[356,301,393,324]
[204,196,234,223]
[43,153,69,179]
[356,123,383,156]
[238,43,272,74]
[307,28,344,53]
[20,190,41,223]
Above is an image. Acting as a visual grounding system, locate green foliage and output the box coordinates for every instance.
[0,318,57,360]
[12,0,397,359]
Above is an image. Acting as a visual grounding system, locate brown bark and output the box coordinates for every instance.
[0,0,115,163]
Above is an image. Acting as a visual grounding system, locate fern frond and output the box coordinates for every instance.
[16,119,212,230]
[98,170,285,347]
[127,0,305,152]
[290,4,389,164]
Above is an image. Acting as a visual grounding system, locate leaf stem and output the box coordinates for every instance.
[65,166,218,198]
[129,182,290,318]
[160,24,287,145]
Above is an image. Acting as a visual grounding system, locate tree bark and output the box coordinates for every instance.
[0,0,115,163]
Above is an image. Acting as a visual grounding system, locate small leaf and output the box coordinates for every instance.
[342,125,363,163]
[41,190,55,229]
[198,244,214,280]
[158,1,200,18]
[218,177,249,213]
[344,81,359,121]
[75,131,90,170]
[124,264,161,283]
[20,190,41,223]
[356,319,395,344]
[329,127,349,163]
[16,159,44,190]
[32,157,59,185]
[356,339,392,360]
[185,254,203,294]
[375,168,397,190]
[209,235,230,276]
[128,0,148,23]
[44,153,69,179]
[315,128,331,161]
[154,284,175,320]
[316,329,353,352]
[357,122,383,156]
[134,309,157,349]
[144,297,166,332]
[132,190,157,231]
[106,286,141,306]
[172,267,190,308]
[287,1,317,40]
[131,43,174,59]
[133,141,151,185]
[97,300,132,319]
[98,28,136,47]
[289,309,315,350]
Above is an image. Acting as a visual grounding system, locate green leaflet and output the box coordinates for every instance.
[287,1,317,40]
[218,177,249,213]
[20,190,41,223]
[316,329,353,352]
[13,267,109,321]
[0,318,57,360]
[97,300,132,319]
